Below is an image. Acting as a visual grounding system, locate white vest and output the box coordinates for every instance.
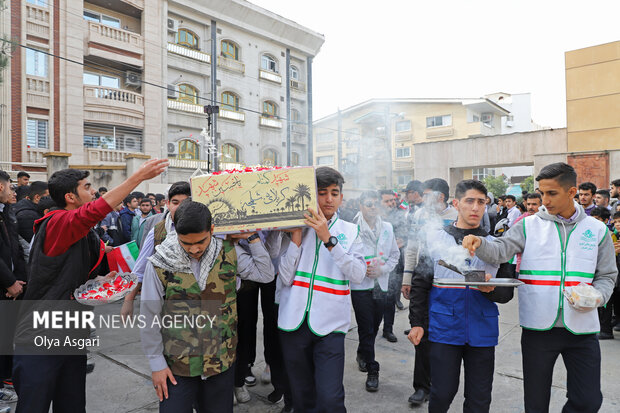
[351,221,395,292]
[519,215,607,334]
[278,218,360,336]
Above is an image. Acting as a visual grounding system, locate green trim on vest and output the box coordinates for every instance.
[295,270,349,286]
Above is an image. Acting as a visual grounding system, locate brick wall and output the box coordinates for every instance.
[10,0,21,165]
[567,152,609,189]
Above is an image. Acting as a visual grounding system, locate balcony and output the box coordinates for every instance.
[25,148,47,165]
[167,99,204,114]
[217,56,244,74]
[290,79,306,92]
[259,116,282,129]
[25,76,50,109]
[83,85,145,128]
[121,0,144,10]
[394,160,414,170]
[167,158,210,170]
[259,69,282,84]
[426,127,454,139]
[292,124,306,134]
[86,21,144,67]
[167,43,211,64]
[86,149,133,164]
[25,3,50,38]
[219,109,245,122]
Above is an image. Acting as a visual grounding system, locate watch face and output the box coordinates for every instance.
[329,236,338,245]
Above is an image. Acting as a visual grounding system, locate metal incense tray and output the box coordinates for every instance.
[434,278,524,287]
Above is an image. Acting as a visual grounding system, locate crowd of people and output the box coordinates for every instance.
[0,161,618,413]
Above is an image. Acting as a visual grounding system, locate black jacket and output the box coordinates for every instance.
[14,198,42,243]
[0,205,27,292]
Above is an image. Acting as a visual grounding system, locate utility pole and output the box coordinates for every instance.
[285,48,291,166]
[210,20,218,171]
[204,105,219,172]
[384,105,393,189]
[337,108,342,172]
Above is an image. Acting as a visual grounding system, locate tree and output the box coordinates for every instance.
[482,174,508,197]
[521,176,534,194]
[293,183,311,210]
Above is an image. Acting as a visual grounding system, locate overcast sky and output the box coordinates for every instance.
[250,0,620,128]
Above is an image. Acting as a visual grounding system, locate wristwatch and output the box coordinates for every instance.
[324,236,338,248]
[247,233,260,243]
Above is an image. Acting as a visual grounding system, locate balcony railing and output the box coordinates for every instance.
[167,99,204,114]
[217,56,244,74]
[88,21,142,49]
[25,148,47,164]
[167,43,211,64]
[84,86,144,106]
[426,127,454,139]
[168,158,210,169]
[260,116,283,128]
[259,69,282,84]
[86,148,133,164]
[83,86,144,128]
[290,79,306,92]
[26,3,50,38]
[26,76,50,108]
[219,109,245,122]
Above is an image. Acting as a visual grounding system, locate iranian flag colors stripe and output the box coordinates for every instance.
[107,241,140,273]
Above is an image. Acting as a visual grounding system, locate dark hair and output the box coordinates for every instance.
[98,187,108,193]
[423,178,450,202]
[578,182,597,195]
[505,195,516,202]
[536,162,577,189]
[595,189,610,200]
[28,181,48,199]
[140,198,153,206]
[155,193,165,202]
[0,170,10,183]
[499,195,506,201]
[131,191,145,201]
[405,180,423,195]
[517,203,526,213]
[168,181,191,200]
[36,196,56,215]
[359,190,379,203]
[315,167,344,191]
[146,192,155,198]
[525,192,542,202]
[17,171,30,179]
[612,179,620,187]
[378,189,394,198]
[48,169,90,208]
[173,200,212,235]
[590,206,610,221]
[454,179,487,200]
[124,194,138,206]
[613,211,620,220]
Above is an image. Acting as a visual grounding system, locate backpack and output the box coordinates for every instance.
[493,218,509,237]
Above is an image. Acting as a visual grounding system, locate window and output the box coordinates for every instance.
[221,143,239,163]
[290,65,299,80]
[472,114,480,122]
[26,119,48,148]
[176,29,199,50]
[27,0,47,6]
[398,175,412,186]
[317,155,334,165]
[221,92,239,111]
[317,132,333,143]
[263,149,277,166]
[178,139,199,160]
[221,40,239,60]
[291,152,300,166]
[83,10,120,28]
[426,114,452,128]
[26,48,48,77]
[177,84,199,104]
[395,120,411,132]
[262,101,277,117]
[261,54,277,72]
[83,73,120,88]
[290,109,301,122]
[472,168,496,181]
[396,147,411,158]
[481,113,493,124]
[84,135,115,149]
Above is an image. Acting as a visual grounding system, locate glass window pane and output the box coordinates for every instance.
[83,10,99,22]
[26,119,36,147]
[37,120,48,148]
[83,73,99,85]
[100,75,119,88]
[101,15,121,28]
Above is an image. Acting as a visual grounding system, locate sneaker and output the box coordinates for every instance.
[365,371,379,392]
[261,365,271,384]
[383,331,398,343]
[234,385,251,403]
[244,366,257,387]
[267,390,284,403]
[408,389,429,406]
[0,388,17,403]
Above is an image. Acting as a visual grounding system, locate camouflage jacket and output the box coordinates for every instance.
[154,239,238,378]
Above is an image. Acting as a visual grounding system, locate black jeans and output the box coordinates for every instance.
[351,290,384,372]
[521,328,602,413]
[13,354,86,413]
[280,320,346,413]
[413,335,431,393]
[159,367,234,413]
[428,341,495,413]
[599,288,618,334]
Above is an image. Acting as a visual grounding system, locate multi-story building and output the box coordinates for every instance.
[1,0,323,186]
[312,97,511,191]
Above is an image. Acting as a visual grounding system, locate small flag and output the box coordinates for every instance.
[107,241,140,273]
[398,200,409,210]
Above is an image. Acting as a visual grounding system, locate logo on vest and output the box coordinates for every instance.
[337,233,348,249]
[579,229,596,251]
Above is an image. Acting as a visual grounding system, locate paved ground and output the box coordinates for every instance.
[6,297,620,412]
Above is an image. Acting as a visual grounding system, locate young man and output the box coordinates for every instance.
[14,181,49,243]
[100,203,126,247]
[594,189,611,210]
[278,167,366,413]
[139,201,274,412]
[350,190,400,391]
[463,163,617,413]
[504,195,520,228]
[578,181,597,216]
[401,178,458,407]
[14,172,30,202]
[131,198,155,247]
[120,193,140,241]
[610,179,620,211]
[12,158,168,413]
[408,179,513,413]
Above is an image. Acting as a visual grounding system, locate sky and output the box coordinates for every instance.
[249,0,620,128]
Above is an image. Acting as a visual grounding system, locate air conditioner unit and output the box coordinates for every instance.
[481,113,493,123]
[167,142,178,156]
[125,71,141,87]
[506,120,514,127]
[167,84,177,99]
[167,18,178,32]
[123,135,141,152]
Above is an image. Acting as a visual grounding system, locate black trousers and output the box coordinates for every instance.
[599,288,618,334]
[413,335,431,393]
[13,354,86,413]
[159,367,234,413]
[351,290,384,372]
[521,328,602,413]
[271,303,293,406]
[428,341,495,413]
[280,320,346,413]
[235,281,259,386]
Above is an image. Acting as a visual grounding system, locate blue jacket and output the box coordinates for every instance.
[119,207,136,242]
